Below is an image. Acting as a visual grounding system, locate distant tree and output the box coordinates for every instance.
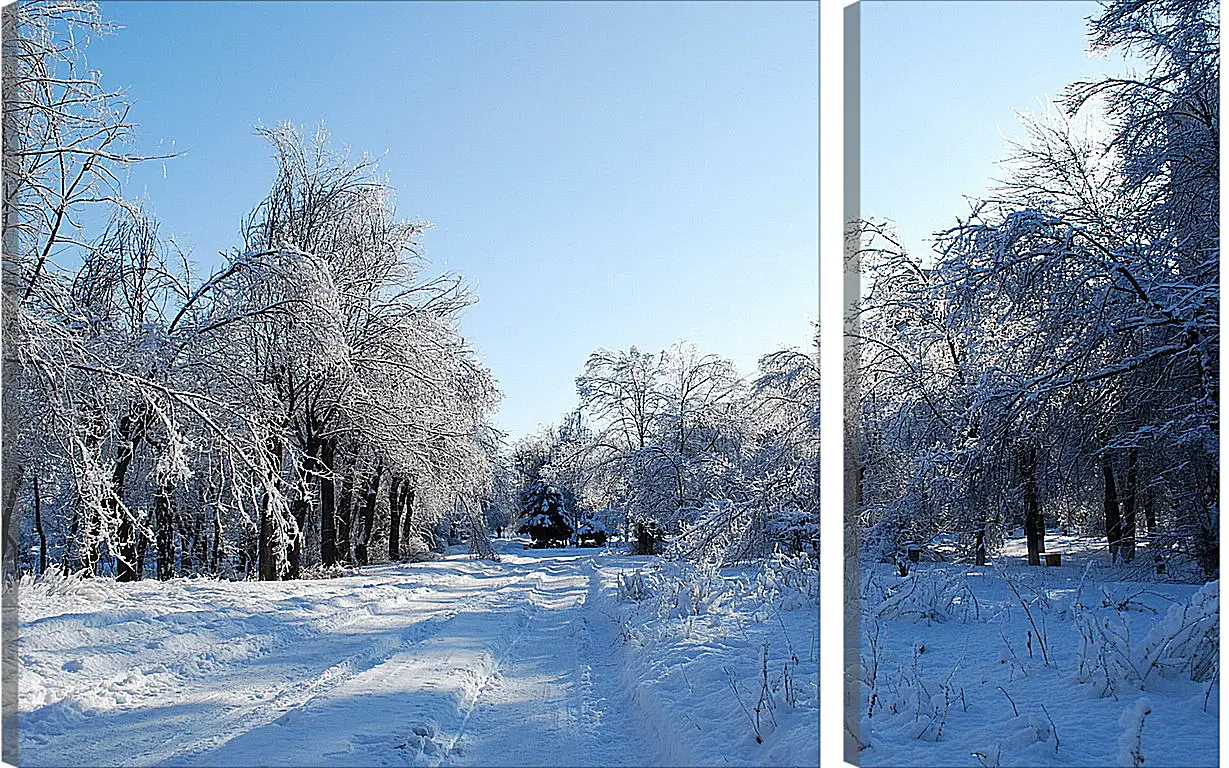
[516,480,572,548]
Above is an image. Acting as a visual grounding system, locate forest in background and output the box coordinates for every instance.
[1,0,819,583]
[850,0,1218,581]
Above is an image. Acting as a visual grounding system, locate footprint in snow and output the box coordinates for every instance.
[61,660,84,672]
[396,721,450,762]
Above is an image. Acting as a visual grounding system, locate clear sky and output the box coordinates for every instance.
[859,0,1132,260]
[86,1,819,441]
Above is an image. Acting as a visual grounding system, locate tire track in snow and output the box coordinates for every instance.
[114,567,531,767]
[117,606,465,767]
[432,599,540,766]
[155,564,548,767]
[435,556,620,767]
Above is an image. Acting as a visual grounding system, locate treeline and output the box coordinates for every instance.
[3,2,500,580]
[851,0,1218,579]
[502,339,819,564]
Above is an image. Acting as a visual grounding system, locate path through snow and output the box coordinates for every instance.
[18,541,818,766]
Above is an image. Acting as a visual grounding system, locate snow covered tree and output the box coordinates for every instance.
[1,0,168,578]
[516,480,572,548]
[853,0,1218,579]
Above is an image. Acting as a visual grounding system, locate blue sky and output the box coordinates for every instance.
[860,0,1132,259]
[87,1,819,441]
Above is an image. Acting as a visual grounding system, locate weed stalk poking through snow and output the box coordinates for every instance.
[1116,697,1151,768]
[1002,572,1050,665]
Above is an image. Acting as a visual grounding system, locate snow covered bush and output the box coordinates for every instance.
[1075,580,1219,698]
[1115,697,1151,768]
[647,561,735,621]
[575,517,608,547]
[1074,608,1139,698]
[862,567,979,623]
[751,552,819,611]
[1137,580,1218,685]
[616,568,654,603]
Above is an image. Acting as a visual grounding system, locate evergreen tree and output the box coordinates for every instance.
[516,480,573,548]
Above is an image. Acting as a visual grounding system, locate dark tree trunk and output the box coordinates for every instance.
[180,516,195,575]
[388,476,402,561]
[258,493,277,581]
[287,492,308,579]
[2,463,22,579]
[136,526,148,580]
[354,462,382,566]
[336,453,354,564]
[408,484,422,550]
[113,412,144,583]
[1121,447,1138,563]
[1021,445,1042,566]
[1102,453,1122,563]
[319,437,337,567]
[1194,460,1218,580]
[211,499,224,574]
[634,522,656,556]
[287,438,319,581]
[63,508,79,576]
[33,475,46,574]
[258,437,284,581]
[973,528,987,567]
[193,511,207,574]
[154,480,176,580]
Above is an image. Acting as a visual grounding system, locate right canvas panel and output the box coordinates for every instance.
[846,1,1220,765]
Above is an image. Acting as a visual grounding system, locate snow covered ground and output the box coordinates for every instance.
[15,539,818,767]
[856,535,1218,767]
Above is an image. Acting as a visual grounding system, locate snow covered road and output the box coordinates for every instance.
[17,542,819,767]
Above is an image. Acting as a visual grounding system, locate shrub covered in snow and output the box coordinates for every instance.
[862,567,979,623]
[751,552,820,611]
[616,568,655,603]
[1075,580,1219,697]
[575,517,608,547]
[1137,580,1218,684]
[645,562,736,621]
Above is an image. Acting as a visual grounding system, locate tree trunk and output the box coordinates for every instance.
[113,411,143,583]
[1121,447,1138,563]
[336,453,354,564]
[33,475,46,574]
[136,525,148,580]
[154,480,176,580]
[1021,445,1042,566]
[354,461,382,566]
[211,498,224,574]
[287,492,308,579]
[63,508,79,576]
[258,492,277,581]
[258,437,285,581]
[634,522,656,556]
[1193,457,1218,580]
[408,484,422,550]
[1,463,22,580]
[319,437,337,567]
[1102,454,1122,563]
[191,502,207,575]
[287,438,319,580]
[973,528,987,567]
[388,476,402,561]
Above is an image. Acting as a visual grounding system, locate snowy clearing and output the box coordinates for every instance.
[856,536,1218,767]
[17,539,818,767]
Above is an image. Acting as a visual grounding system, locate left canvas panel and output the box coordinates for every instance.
[0,1,820,765]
